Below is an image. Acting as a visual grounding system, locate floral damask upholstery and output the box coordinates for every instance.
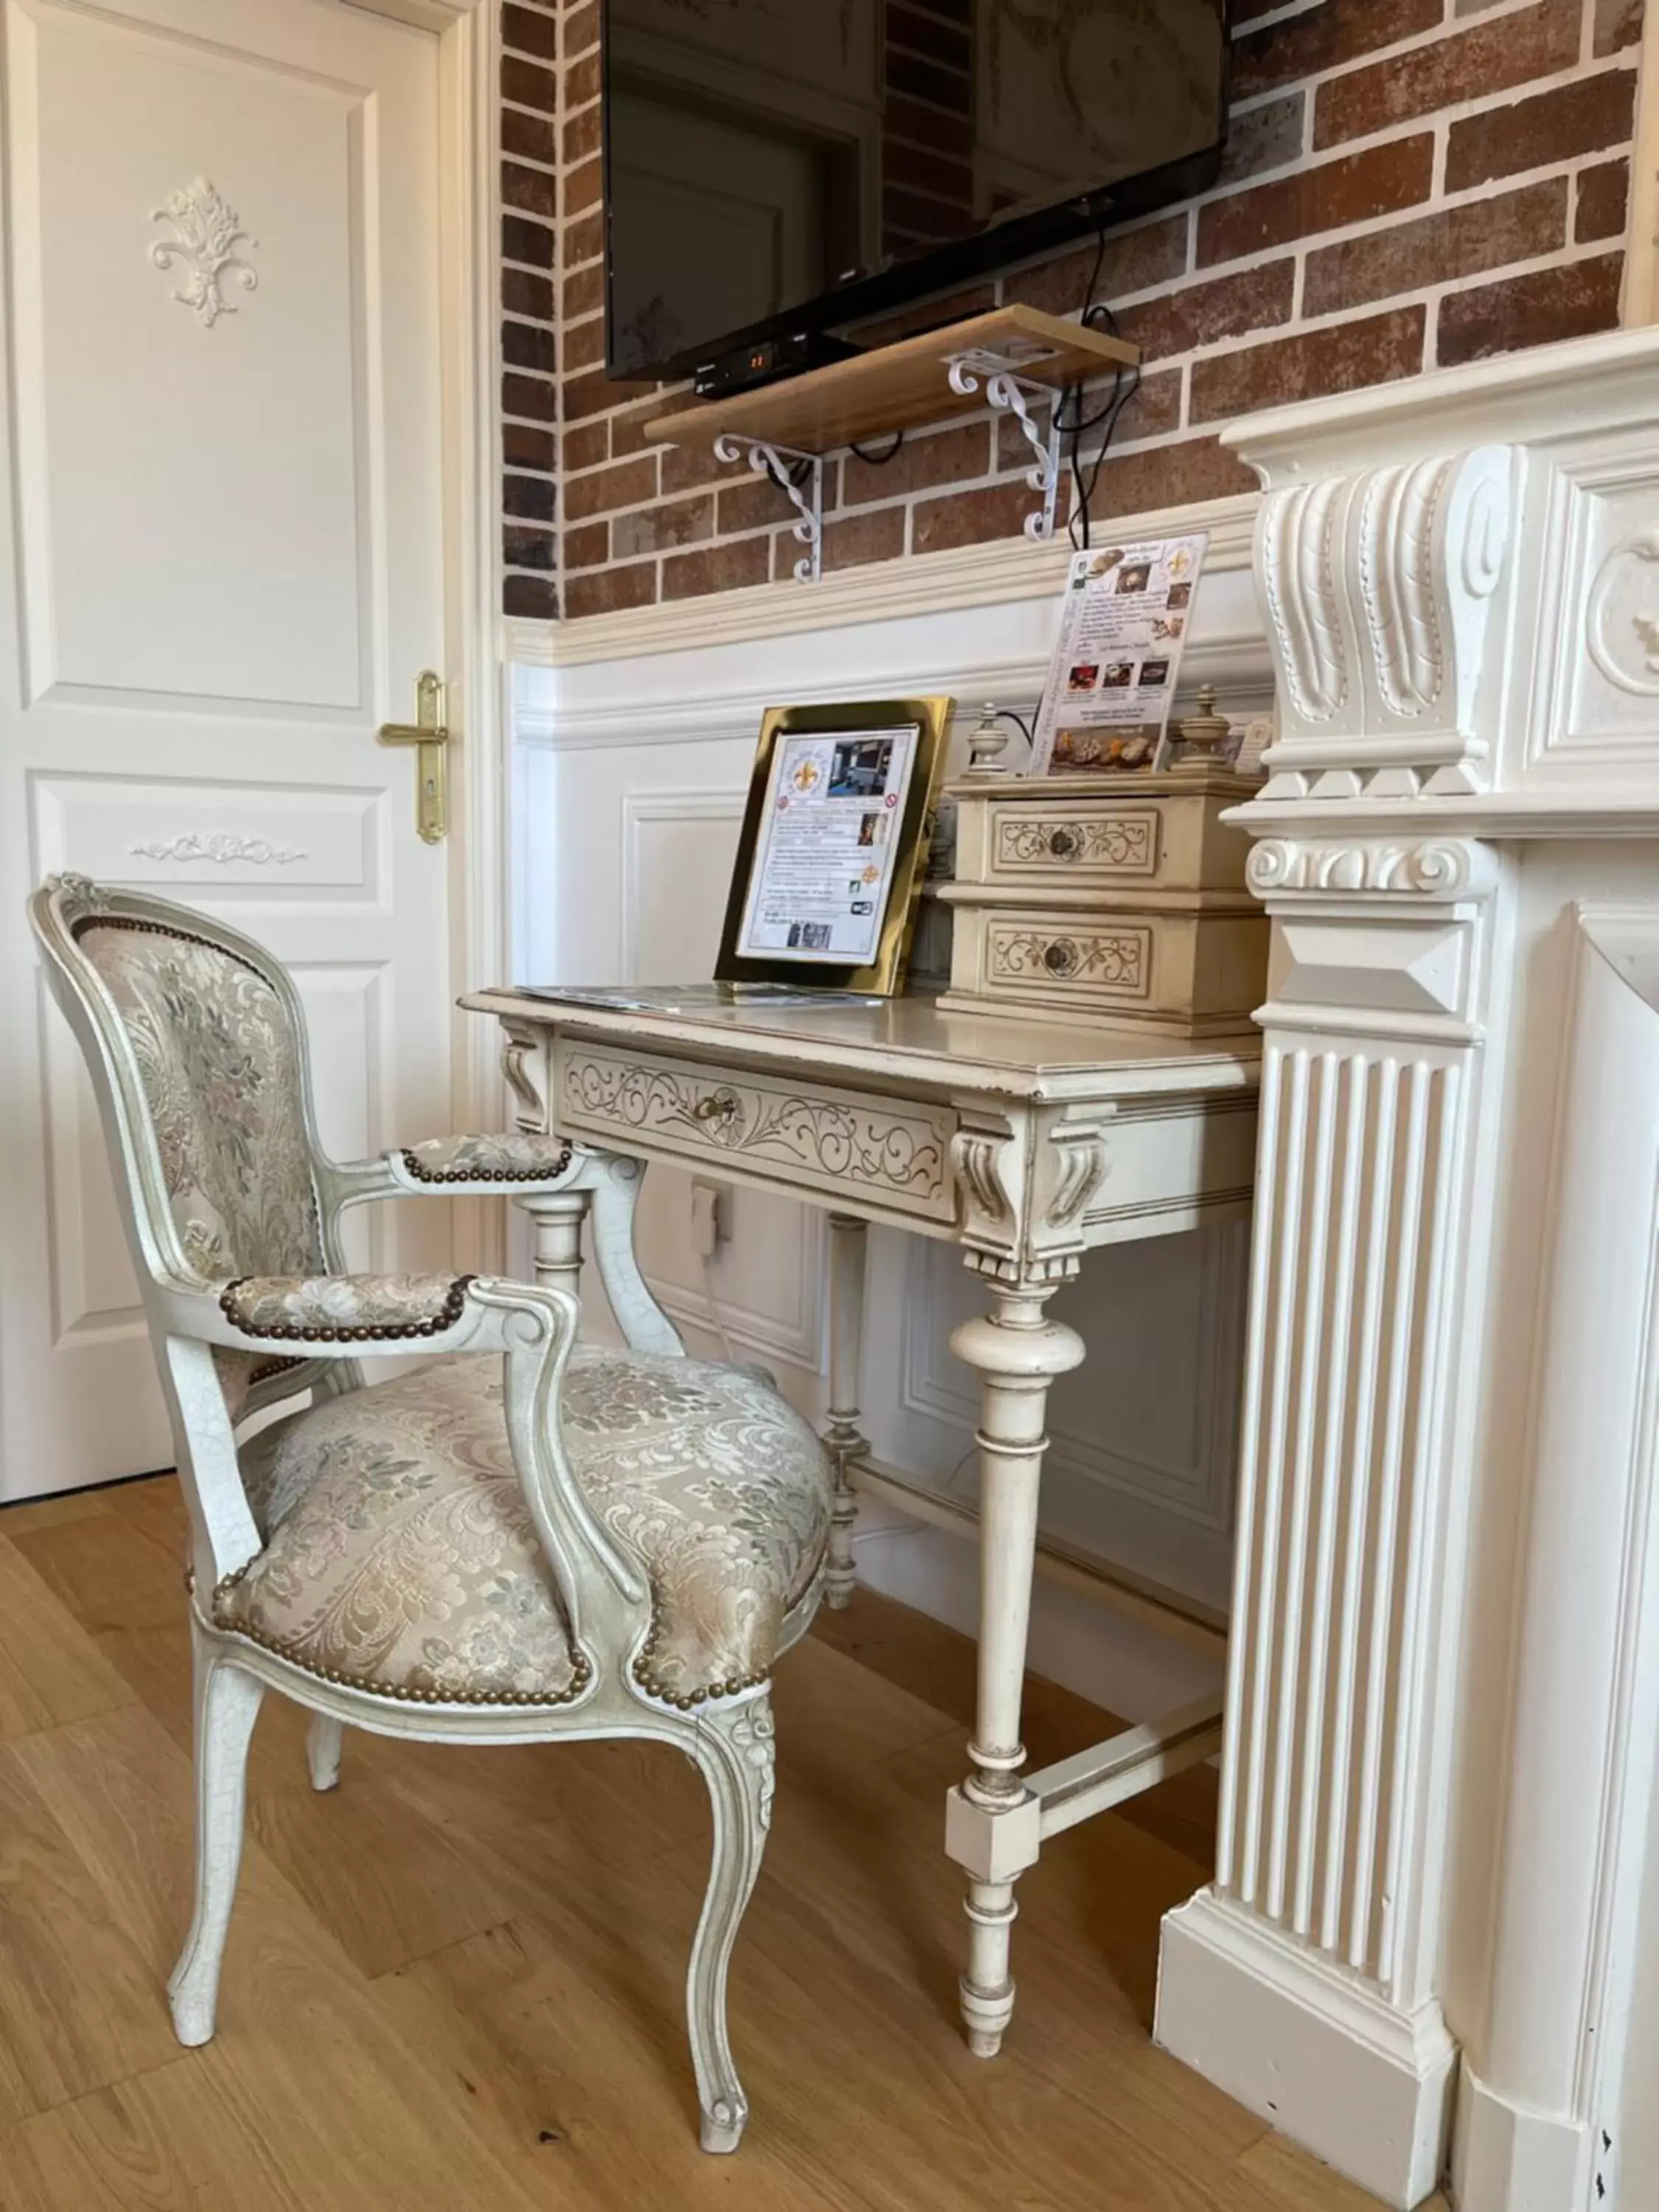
[220,1270,473,1342]
[399,1132,574,1184]
[224,1349,832,1707]
[75,919,322,1281]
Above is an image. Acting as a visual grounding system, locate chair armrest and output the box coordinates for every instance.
[319,1131,577,1210]
[157,1270,650,1641]
[158,1270,508,1355]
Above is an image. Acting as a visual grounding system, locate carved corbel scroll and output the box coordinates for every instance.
[1256,445,1514,803]
[501,1019,549,1135]
[1248,834,1498,904]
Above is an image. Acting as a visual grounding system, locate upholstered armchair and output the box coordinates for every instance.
[29,873,833,2153]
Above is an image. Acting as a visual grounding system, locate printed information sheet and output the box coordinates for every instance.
[736,722,919,964]
[1030,533,1208,774]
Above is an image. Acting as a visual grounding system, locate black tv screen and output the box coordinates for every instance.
[602,0,1230,382]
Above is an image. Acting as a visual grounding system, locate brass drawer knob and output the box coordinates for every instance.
[694,1089,739,1124]
[1048,827,1081,859]
[1042,939,1079,976]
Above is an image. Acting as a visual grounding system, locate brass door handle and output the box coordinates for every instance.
[378,671,449,844]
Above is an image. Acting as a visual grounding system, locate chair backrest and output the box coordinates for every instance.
[29,874,330,1295]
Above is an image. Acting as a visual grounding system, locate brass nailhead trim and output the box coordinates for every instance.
[399,1140,574,1187]
[630,1604,769,1711]
[70,910,269,983]
[248,1354,307,1386]
[218,1273,475,1343]
[209,1561,594,1708]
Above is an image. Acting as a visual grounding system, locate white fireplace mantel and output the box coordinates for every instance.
[1155,324,1659,2212]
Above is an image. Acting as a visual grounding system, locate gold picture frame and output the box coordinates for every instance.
[715,698,953,996]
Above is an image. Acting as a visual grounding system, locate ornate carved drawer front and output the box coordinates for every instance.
[985,916,1155,1008]
[939,904,1266,1034]
[556,1039,956,1223]
[988,805,1162,883]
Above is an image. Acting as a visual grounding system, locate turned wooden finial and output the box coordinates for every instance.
[1172,684,1232,774]
[964,703,1012,777]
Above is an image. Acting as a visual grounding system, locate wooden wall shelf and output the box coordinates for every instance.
[641,304,1137,458]
[640,305,1140,584]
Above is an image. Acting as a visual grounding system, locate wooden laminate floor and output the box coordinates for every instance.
[0,1471,1416,2212]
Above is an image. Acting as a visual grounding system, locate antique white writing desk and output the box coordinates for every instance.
[463,984,1259,2054]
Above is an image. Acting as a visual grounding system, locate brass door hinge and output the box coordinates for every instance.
[378,671,449,844]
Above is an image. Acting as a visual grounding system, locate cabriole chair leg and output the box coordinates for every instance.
[306,1711,344,1792]
[169,1636,265,2048]
[686,1692,775,2153]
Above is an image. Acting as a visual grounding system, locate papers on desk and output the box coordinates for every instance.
[512,983,885,1013]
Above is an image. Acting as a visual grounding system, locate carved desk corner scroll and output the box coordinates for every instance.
[501,1020,552,1135]
[950,1106,1113,1288]
[1256,445,1514,804]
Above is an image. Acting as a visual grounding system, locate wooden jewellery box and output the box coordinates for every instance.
[935,768,1267,1037]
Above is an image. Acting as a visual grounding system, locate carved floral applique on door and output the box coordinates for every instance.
[150,179,258,328]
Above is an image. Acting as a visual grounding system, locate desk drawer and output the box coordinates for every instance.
[941,902,1267,1034]
[556,1038,957,1223]
[988,802,1164,884]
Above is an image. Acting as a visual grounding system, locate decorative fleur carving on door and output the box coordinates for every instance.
[149,179,258,328]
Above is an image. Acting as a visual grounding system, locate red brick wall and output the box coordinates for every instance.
[499,0,1645,624]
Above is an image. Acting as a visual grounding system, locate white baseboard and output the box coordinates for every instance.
[1450,2060,1590,2212]
[851,1504,1224,1725]
[1155,1890,1455,2210]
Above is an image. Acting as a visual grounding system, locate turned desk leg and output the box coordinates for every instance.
[945,1281,1084,2058]
[518,1189,589,1304]
[824,1213,869,1611]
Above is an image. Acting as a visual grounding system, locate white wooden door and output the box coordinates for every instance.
[0,0,457,1498]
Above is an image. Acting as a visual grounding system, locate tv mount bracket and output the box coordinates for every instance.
[945,347,1065,543]
[712,434,824,582]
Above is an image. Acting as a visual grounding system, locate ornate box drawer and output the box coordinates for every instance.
[554,1037,957,1224]
[940,902,1267,1034]
[950,767,1256,895]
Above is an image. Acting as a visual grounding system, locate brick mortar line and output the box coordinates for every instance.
[555,101,1631,292]
[1297,50,1638,158]
[1236,0,1600,97]
[557,209,1625,559]
[569,414,1246,549]
[528,0,1632,617]
[549,135,1631,408]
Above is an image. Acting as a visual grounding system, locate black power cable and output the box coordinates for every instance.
[849,431,905,465]
[1055,226,1141,552]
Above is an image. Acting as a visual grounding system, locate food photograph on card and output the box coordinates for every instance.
[1030,534,1210,776]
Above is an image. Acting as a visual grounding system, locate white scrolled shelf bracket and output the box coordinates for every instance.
[711,434,823,582]
[946,349,1065,542]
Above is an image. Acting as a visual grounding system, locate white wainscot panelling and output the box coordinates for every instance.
[30,773,383,905]
[8,0,366,709]
[622,787,745,980]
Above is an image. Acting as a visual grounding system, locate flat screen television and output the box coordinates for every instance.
[602,0,1231,387]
